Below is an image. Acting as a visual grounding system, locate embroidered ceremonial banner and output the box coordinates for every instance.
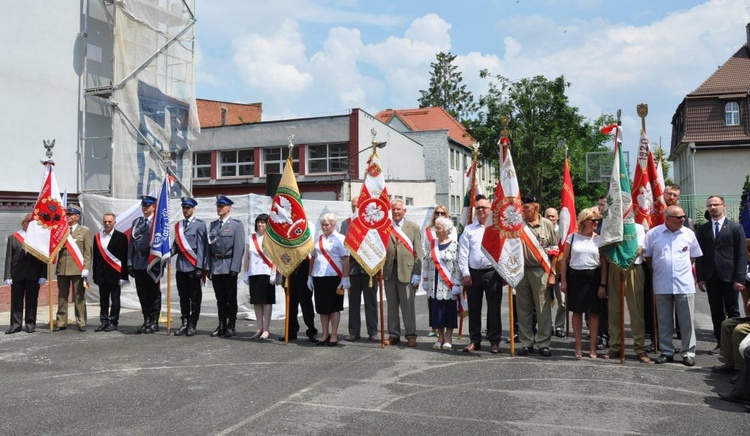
[482,138,524,287]
[23,163,69,263]
[263,155,314,277]
[344,152,391,277]
[632,130,666,229]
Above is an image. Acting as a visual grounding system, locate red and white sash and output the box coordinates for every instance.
[392,224,414,256]
[95,232,122,273]
[318,235,343,278]
[174,221,198,267]
[13,231,24,244]
[251,233,274,270]
[520,223,552,275]
[430,238,453,289]
[65,229,85,271]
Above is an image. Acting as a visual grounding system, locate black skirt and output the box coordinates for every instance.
[249,275,276,305]
[566,267,603,314]
[313,276,344,315]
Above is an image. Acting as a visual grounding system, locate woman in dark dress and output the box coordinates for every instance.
[559,207,605,359]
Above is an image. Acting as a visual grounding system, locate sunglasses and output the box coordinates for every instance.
[589,218,600,223]
[475,206,489,211]
[434,211,447,216]
[668,215,687,220]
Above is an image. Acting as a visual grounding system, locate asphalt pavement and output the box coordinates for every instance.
[1,291,748,435]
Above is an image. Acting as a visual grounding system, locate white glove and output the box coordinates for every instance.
[340,277,351,289]
[81,269,90,278]
[307,276,315,291]
[39,278,47,285]
[4,279,11,286]
[242,272,250,285]
[119,279,129,287]
[451,285,462,295]
[268,275,275,285]
[410,274,421,287]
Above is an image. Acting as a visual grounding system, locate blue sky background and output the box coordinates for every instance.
[194,0,750,172]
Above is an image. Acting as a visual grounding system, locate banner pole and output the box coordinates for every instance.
[166,263,172,334]
[284,276,290,344]
[509,285,515,356]
[48,263,53,333]
[620,271,626,364]
[378,271,385,348]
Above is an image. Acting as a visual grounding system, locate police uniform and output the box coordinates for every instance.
[207,195,245,338]
[128,196,162,334]
[55,206,93,331]
[170,197,208,336]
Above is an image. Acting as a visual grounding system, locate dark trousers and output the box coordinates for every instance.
[98,279,121,325]
[643,262,655,337]
[175,270,202,325]
[212,274,238,324]
[287,263,317,338]
[348,273,378,337]
[10,279,40,327]
[707,276,741,344]
[133,270,161,321]
[468,268,503,345]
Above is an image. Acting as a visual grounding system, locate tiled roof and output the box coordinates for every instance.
[196,99,262,128]
[375,107,475,148]
[690,45,750,96]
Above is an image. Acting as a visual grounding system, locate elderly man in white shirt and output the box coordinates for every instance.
[643,205,703,367]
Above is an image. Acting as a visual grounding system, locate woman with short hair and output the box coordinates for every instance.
[243,214,277,340]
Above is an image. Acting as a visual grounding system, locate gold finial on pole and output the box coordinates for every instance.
[636,103,648,134]
[370,128,377,154]
[500,116,510,139]
[287,133,295,151]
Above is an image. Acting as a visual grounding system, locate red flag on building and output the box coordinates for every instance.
[482,137,524,287]
[631,130,666,229]
[558,158,577,250]
[23,162,69,263]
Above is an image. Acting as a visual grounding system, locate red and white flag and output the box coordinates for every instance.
[631,131,666,229]
[558,158,577,250]
[23,163,69,263]
[482,137,524,287]
[458,154,482,236]
[345,152,392,277]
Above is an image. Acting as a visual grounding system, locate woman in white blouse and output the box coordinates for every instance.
[308,214,350,346]
[243,214,277,340]
[421,217,462,350]
[559,207,605,359]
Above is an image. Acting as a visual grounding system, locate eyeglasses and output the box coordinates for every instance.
[475,206,489,211]
[434,211,446,216]
[668,215,687,220]
[706,203,724,208]
[589,218,600,223]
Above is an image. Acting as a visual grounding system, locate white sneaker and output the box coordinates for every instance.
[442,342,453,350]
[432,341,442,350]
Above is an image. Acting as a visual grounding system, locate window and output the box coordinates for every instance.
[263,147,299,175]
[219,149,254,177]
[307,143,348,174]
[725,102,740,126]
[193,152,212,179]
[405,197,414,206]
[450,149,455,170]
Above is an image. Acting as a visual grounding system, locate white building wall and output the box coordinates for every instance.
[356,110,425,181]
[0,2,83,192]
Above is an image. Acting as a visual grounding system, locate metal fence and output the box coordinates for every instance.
[678,194,744,226]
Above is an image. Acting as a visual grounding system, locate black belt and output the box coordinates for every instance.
[213,253,233,259]
[135,251,149,257]
[470,267,495,273]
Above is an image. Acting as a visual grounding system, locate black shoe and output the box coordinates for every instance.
[53,325,66,332]
[655,354,674,364]
[211,325,225,337]
[316,336,330,346]
[174,324,188,336]
[539,347,552,357]
[516,346,531,356]
[136,322,148,334]
[94,323,109,332]
[682,356,696,367]
[143,325,153,334]
[224,327,236,338]
[5,325,22,334]
[718,391,746,403]
[185,325,196,337]
[150,323,159,333]
[554,328,566,338]
[646,343,655,353]
[708,345,721,355]
[308,336,319,343]
[104,324,117,332]
[25,324,35,333]
[711,362,737,374]
[78,325,87,332]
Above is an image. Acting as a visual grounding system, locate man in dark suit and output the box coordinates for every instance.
[207,195,245,338]
[170,197,207,337]
[696,195,747,353]
[4,214,47,333]
[383,199,423,347]
[92,212,129,332]
[128,196,161,334]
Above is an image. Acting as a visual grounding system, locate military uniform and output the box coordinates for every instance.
[128,196,161,334]
[207,196,245,337]
[171,197,208,336]
[55,207,93,331]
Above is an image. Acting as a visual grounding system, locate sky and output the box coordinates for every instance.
[194,0,750,172]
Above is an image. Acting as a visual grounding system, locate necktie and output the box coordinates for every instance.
[714,221,720,241]
[218,220,223,230]
[184,219,189,228]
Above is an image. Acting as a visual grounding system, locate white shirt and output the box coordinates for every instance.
[246,233,273,276]
[310,231,348,277]
[99,230,113,250]
[458,221,493,277]
[566,233,600,270]
[643,224,703,295]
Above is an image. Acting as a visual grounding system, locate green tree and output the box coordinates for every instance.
[653,143,672,185]
[418,52,476,122]
[464,71,613,211]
